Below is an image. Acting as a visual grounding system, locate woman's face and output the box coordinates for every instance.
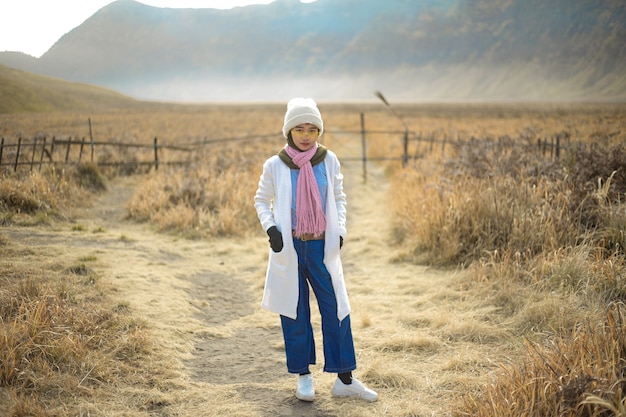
[290,123,319,151]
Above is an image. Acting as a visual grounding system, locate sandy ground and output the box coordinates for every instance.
[5,154,494,416]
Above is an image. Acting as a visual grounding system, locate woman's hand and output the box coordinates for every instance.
[266,226,284,252]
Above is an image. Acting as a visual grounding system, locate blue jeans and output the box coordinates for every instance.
[280,238,357,374]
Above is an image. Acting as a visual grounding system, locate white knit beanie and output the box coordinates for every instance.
[282,97,324,138]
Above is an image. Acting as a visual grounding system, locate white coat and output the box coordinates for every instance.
[254,150,350,321]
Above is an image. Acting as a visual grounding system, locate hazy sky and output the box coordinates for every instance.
[0,0,315,58]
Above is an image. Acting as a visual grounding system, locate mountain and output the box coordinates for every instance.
[0,64,137,113]
[1,0,624,102]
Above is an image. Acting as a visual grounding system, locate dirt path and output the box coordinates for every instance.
[6,155,489,416]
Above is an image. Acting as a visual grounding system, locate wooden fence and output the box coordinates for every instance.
[0,136,194,172]
[327,113,569,182]
[0,113,569,176]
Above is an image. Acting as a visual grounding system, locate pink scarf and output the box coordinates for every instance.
[285,142,326,237]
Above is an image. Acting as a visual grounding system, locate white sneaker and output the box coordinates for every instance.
[331,377,378,402]
[296,374,315,401]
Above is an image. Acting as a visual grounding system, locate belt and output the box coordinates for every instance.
[292,231,325,241]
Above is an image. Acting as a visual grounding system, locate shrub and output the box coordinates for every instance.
[74,162,107,192]
[393,139,626,266]
[127,141,274,237]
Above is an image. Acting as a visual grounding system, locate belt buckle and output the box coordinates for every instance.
[300,234,310,241]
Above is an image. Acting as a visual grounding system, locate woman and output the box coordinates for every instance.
[254,97,378,402]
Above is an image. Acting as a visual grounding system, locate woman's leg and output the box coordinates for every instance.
[304,240,357,373]
[280,240,317,374]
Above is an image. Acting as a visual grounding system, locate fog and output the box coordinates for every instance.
[105,66,597,104]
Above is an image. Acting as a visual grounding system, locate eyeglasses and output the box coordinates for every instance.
[291,127,319,136]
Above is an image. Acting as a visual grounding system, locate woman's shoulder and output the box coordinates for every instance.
[323,149,340,165]
[263,154,289,171]
[264,154,281,165]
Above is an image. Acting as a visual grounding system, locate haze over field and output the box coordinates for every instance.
[0,0,624,102]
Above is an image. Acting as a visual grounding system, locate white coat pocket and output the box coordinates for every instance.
[268,249,290,279]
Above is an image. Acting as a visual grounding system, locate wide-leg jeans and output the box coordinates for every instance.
[280,238,357,374]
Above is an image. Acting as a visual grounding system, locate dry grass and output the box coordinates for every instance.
[0,166,95,226]
[386,103,626,415]
[0,235,159,416]
[125,141,278,238]
[1,102,626,415]
[458,303,626,417]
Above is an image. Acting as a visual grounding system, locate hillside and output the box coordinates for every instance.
[0,64,138,113]
[0,0,624,102]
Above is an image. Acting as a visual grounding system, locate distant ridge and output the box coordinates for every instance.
[1,0,624,102]
[0,64,137,113]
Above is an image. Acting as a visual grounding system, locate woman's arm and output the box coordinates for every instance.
[331,153,347,237]
[254,157,278,233]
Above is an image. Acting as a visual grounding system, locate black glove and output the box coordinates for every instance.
[340,236,344,249]
[267,226,284,252]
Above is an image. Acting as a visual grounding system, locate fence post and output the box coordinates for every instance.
[403,129,408,167]
[79,137,85,162]
[14,137,22,172]
[89,118,95,162]
[30,137,38,171]
[50,136,56,162]
[39,137,47,171]
[0,137,4,167]
[14,137,21,171]
[65,137,72,162]
[154,137,159,170]
[555,135,560,160]
[360,112,367,184]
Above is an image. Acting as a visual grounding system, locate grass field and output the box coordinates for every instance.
[1,101,625,416]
